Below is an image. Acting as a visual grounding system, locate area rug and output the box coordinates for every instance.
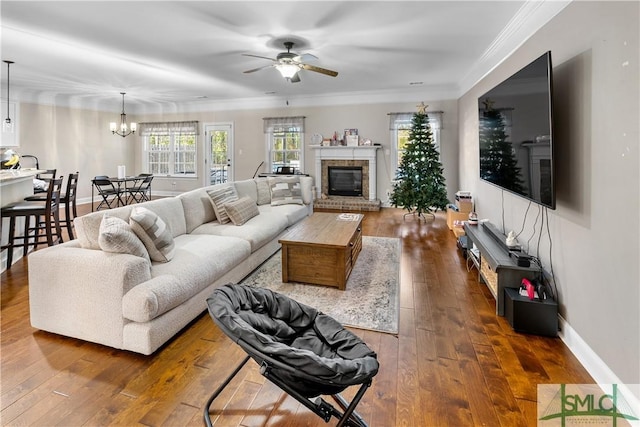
[241,236,400,334]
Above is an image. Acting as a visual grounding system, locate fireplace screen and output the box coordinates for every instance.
[328,166,363,197]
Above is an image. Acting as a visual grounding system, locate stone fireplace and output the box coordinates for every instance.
[310,145,381,211]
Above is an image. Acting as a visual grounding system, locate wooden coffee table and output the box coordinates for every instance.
[278,212,363,290]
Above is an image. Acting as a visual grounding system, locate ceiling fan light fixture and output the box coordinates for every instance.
[276,63,300,80]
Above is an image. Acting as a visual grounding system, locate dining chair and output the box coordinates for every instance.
[126,174,154,204]
[92,176,124,210]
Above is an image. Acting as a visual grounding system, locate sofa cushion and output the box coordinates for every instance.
[258,204,310,227]
[122,234,252,322]
[224,196,260,226]
[268,176,303,206]
[130,207,176,263]
[74,197,186,250]
[74,205,133,250]
[207,184,238,224]
[299,176,314,205]
[255,178,271,205]
[139,197,188,237]
[178,188,216,233]
[234,179,258,203]
[98,215,150,262]
[191,210,288,252]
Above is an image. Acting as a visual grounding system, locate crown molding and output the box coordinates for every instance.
[457,0,572,97]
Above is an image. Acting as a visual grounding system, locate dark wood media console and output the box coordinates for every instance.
[464,222,541,316]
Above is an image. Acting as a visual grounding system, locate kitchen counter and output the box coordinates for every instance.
[1,169,44,206]
[1,169,45,271]
[0,169,43,184]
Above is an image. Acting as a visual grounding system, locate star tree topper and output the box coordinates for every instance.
[417,102,428,114]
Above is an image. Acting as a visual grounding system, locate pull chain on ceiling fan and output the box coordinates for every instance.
[243,41,338,83]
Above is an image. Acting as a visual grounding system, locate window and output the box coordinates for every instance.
[389,111,442,175]
[263,116,305,173]
[139,121,199,177]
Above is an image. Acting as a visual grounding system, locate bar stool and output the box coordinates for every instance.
[33,168,57,194]
[1,177,63,269]
[25,172,79,240]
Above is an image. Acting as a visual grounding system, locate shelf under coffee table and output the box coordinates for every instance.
[278,212,363,290]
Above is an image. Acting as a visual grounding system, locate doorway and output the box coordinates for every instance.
[205,123,233,185]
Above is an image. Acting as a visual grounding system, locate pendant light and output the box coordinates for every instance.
[3,60,14,133]
[109,92,137,137]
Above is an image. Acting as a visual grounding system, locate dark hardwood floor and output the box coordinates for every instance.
[1,204,593,426]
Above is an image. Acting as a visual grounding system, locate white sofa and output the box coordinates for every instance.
[28,176,313,355]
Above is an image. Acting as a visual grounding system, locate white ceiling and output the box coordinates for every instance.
[0,1,569,113]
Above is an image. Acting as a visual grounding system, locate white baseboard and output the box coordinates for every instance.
[558,315,640,411]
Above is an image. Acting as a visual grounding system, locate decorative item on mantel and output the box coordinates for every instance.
[317,129,373,147]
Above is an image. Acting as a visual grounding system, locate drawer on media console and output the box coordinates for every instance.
[504,287,558,337]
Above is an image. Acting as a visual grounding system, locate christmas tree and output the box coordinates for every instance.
[479,99,525,195]
[390,103,449,218]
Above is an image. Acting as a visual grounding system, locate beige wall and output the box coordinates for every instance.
[458,1,639,388]
[17,100,458,205]
[18,102,137,201]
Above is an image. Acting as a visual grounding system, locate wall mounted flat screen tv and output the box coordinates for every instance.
[478,51,555,209]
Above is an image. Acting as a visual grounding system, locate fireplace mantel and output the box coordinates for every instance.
[311,145,380,201]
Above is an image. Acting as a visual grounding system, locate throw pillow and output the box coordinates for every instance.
[224,196,260,226]
[129,207,175,263]
[269,177,304,206]
[255,178,271,205]
[206,184,239,224]
[98,215,150,262]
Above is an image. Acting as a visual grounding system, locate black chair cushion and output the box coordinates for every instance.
[207,284,379,398]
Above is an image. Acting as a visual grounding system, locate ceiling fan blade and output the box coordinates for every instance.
[290,73,301,83]
[243,64,274,74]
[301,64,338,77]
[242,53,277,62]
[293,53,318,62]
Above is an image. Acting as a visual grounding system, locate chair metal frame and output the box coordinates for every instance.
[92,175,124,211]
[126,174,153,204]
[203,338,372,427]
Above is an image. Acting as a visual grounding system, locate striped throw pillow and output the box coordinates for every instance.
[268,177,303,206]
[207,184,239,224]
[224,196,260,226]
[129,207,175,263]
[98,215,150,262]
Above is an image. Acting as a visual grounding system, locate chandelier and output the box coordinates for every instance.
[109,92,137,137]
[3,60,14,133]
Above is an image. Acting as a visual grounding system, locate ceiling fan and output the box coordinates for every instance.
[242,41,338,83]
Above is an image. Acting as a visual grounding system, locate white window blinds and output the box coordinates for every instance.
[138,121,199,136]
[263,116,305,133]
